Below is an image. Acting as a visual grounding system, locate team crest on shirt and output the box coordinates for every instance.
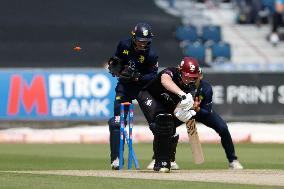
[145,98,152,106]
[139,55,145,63]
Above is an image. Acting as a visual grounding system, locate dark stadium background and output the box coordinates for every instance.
[0,0,182,67]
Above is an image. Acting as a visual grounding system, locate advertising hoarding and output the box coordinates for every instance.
[0,69,117,120]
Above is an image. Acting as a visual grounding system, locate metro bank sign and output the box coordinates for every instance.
[0,69,117,120]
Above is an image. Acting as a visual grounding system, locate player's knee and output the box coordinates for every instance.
[108,116,120,132]
[155,113,174,136]
[150,121,176,136]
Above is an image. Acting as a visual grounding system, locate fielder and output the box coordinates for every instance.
[107,22,158,170]
[137,57,243,172]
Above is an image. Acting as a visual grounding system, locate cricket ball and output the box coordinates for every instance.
[74,46,82,52]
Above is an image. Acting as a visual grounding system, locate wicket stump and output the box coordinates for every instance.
[119,102,140,170]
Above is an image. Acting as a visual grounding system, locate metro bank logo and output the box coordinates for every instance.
[2,70,115,120]
[7,75,48,115]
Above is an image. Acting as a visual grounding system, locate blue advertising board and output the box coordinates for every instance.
[0,69,117,120]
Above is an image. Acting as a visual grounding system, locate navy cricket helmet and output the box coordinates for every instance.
[131,23,154,51]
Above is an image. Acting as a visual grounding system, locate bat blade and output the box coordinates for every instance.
[186,119,204,164]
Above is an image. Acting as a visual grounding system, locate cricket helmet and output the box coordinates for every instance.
[131,22,154,50]
[178,57,201,86]
[179,57,200,78]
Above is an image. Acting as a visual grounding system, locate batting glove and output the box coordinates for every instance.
[174,108,196,123]
[178,93,194,111]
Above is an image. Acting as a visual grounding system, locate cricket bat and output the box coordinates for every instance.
[186,119,204,164]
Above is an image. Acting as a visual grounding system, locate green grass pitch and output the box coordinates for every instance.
[0,143,283,189]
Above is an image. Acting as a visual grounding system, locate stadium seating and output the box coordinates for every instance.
[175,23,230,66]
[183,41,206,65]
[210,41,231,63]
[175,25,199,42]
[261,0,275,12]
[201,25,222,44]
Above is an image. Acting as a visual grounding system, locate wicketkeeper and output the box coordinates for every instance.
[137,57,243,172]
[107,23,158,170]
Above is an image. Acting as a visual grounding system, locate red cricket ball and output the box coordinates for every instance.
[74,46,82,52]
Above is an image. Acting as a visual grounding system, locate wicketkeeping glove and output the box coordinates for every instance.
[108,56,123,77]
[120,65,142,82]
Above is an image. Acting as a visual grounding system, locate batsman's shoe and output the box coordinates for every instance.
[111,158,119,170]
[170,161,180,170]
[153,161,171,173]
[229,160,243,170]
[159,167,170,173]
[147,159,179,170]
[147,159,155,170]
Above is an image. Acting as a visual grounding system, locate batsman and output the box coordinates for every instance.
[137,57,243,172]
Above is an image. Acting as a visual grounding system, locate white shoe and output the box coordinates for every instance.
[159,167,170,173]
[147,159,179,170]
[229,160,243,170]
[111,157,119,170]
[147,159,155,170]
[170,161,180,170]
[270,33,279,46]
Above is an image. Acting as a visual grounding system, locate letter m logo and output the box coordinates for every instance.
[7,75,48,115]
